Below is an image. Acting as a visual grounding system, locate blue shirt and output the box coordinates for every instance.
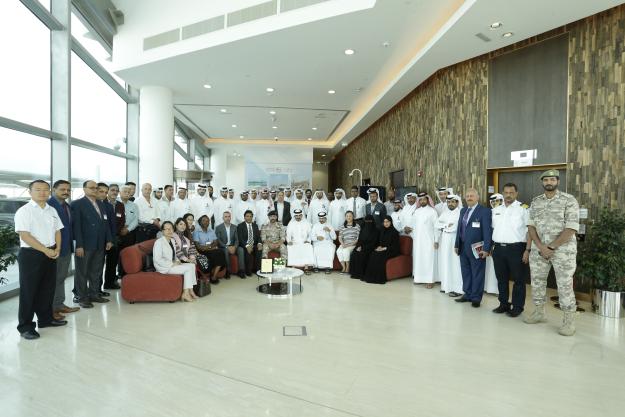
[193,227,216,245]
[47,196,73,257]
[123,200,139,232]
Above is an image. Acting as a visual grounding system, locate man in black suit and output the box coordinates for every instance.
[236,210,262,276]
[72,180,113,308]
[274,190,291,226]
[365,188,387,229]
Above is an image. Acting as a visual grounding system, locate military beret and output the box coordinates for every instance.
[540,169,560,179]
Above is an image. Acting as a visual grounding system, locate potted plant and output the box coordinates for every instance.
[273,257,286,271]
[576,208,625,318]
[0,225,19,286]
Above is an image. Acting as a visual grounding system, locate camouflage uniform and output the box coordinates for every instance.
[261,222,287,258]
[528,190,579,312]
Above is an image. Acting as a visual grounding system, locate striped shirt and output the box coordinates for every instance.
[338,224,360,245]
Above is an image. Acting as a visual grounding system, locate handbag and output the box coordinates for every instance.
[193,277,211,297]
[196,254,211,273]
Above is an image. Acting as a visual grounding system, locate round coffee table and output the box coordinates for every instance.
[256,267,304,298]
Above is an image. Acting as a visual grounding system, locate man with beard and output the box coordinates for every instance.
[400,193,418,235]
[435,195,463,297]
[284,187,293,202]
[308,189,329,225]
[384,188,396,214]
[213,186,234,227]
[158,185,176,224]
[228,188,235,200]
[235,191,256,224]
[173,187,191,220]
[261,210,287,259]
[390,199,403,232]
[153,187,163,201]
[365,188,387,229]
[328,188,348,230]
[255,188,273,227]
[524,170,579,336]
[207,185,215,201]
[250,189,259,202]
[189,183,214,226]
[434,187,451,215]
[290,189,309,219]
[305,189,313,206]
[286,209,315,274]
[311,212,336,273]
[411,192,438,288]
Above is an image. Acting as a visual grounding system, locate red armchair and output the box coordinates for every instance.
[386,236,413,280]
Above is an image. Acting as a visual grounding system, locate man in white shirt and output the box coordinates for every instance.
[290,188,309,219]
[345,186,366,225]
[390,199,403,232]
[411,192,439,288]
[158,185,176,224]
[273,190,291,226]
[400,193,418,235]
[235,191,256,224]
[328,188,348,230]
[14,180,66,339]
[255,189,273,227]
[173,187,191,219]
[311,212,337,273]
[135,183,161,242]
[189,183,214,225]
[213,186,234,227]
[491,183,531,317]
[286,209,315,273]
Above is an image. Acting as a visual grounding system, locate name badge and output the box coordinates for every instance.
[472,221,480,228]
[103,214,108,220]
[116,213,122,218]
[374,211,380,215]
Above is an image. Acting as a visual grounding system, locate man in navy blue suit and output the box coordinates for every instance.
[71,180,113,308]
[454,188,492,307]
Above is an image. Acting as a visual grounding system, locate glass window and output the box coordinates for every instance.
[174,129,188,152]
[71,52,127,151]
[70,146,126,199]
[195,154,204,170]
[0,2,50,129]
[174,150,187,170]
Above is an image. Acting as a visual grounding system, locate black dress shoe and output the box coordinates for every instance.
[492,304,511,314]
[448,292,462,298]
[225,273,231,280]
[238,271,246,278]
[99,291,111,297]
[103,283,121,290]
[245,272,252,277]
[455,297,471,303]
[471,301,481,308]
[90,296,110,303]
[507,309,523,317]
[38,319,68,328]
[210,279,219,285]
[79,301,94,308]
[73,296,80,303]
[21,330,40,340]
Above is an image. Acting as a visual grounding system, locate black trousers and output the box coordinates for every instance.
[104,243,120,286]
[74,250,105,301]
[241,245,261,274]
[492,242,529,311]
[117,230,136,277]
[17,248,56,333]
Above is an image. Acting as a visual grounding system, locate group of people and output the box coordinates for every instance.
[13,168,579,339]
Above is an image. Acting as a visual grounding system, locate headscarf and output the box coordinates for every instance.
[403,192,417,207]
[435,187,453,204]
[366,187,380,204]
[446,194,463,209]
[358,214,379,247]
[379,215,399,245]
[489,193,504,208]
[333,188,347,202]
[312,188,329,204]
[416,192,435,208]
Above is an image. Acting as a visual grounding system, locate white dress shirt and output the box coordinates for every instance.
[136,195,160,223]
[345,196,366,219]
[14,200,63,248]
[492,200,529,243]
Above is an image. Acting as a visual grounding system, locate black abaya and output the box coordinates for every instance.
[363,224,400,284]
[349,216,379,279]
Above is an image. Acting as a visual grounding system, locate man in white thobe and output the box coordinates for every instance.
[308,189,329,225]
[235,191,256,224]
[328,188,348,230]
[250,189,259,202]
[412,192,439,287]
[434,187,451,216]
[286,209,314,271]
[173,187,191,219]
[189,183,214,225]
[284,187,293,203]
[158,185,176,224]
[255,189,273,227]
[213,186,233,227]
[390,199,403,232]
[311,212,337,273]
[346,186,366,224]
[400,193,418,235]
[434,194,464,296]
[290,189,309,219]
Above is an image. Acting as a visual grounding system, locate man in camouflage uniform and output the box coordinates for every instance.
[524,169,579,336]
[261,210,287,259]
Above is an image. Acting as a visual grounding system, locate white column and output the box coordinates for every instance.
[210,147,227,188]
[139,86,173,188]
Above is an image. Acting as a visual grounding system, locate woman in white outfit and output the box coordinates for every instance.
[153,221,198,302]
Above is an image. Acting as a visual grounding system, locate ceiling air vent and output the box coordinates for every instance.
[227,0,278,27]
[475,33,491,42]
[281,0,329,12]
[182,15,225,40]
[144,28,180,50]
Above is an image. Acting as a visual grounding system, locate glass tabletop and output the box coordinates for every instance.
[256,267,304,279]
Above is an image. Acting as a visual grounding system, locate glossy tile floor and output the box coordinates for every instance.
[1,274,624,417]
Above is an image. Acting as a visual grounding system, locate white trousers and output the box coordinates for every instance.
[167,263,196,289]
[336,245,355,262]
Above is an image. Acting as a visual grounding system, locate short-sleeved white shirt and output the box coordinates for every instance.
[14,200,64,248]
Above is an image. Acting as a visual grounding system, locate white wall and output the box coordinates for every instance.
[226,154,246,192]
[312,163,328,190]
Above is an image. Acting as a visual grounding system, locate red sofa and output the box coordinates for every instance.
[386,235,413,280]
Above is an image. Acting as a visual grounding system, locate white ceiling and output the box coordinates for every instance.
[114,0,625,162]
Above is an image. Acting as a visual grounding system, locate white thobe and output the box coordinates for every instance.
[190,196,214,224]
[411,205,439,283]
[311,223,337,268]
[434,202,448,216]
[390,210,403,232]
[173,198,191,220]
[484,257,499,294]
[399,203,418,235]
[434,208,463,294]
[235,199,256,225]
[308,198,329,225]
[286,220,314,266]
[290,198,309,219]
[255,198,273,227]
[328,199,348,230]
[213,197,234,227]
[158,197,176,224]
[345,196,366,220]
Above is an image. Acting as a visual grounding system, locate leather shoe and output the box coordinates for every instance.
[103,283,121,290]
[79,301,94,308]
[99,291,111,297]
[59,305,80,314]
[90,296,110,303]
[448,292,462,298]
[455,297,471,303]
[210,279,219,285]
[238,271,245,278]
[38,319,68,328]
[246,272,252,277]
[471,301,481,308]
[72,295,80,303]
[21,330,40,340]
[53,312,66,321]
[507,309,523,317]
[224,273,231,279]
[492,304,511,314]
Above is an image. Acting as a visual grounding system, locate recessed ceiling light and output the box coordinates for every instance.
[502,32,513,38]
[489,22,502,29]
[220,109,227,113]
[203,84,212,89]
[312,127,318,130]
[328,90,336,94]
[272,126,278,129]
[381,41,391,48]
[239,135,245,139]
[266,87,274,92]
[231,124,237,128]
[344,49,355,55]
[321,154,326,157]
[307,138,312,141]
[269,110,276,115]
[274,136,278,139]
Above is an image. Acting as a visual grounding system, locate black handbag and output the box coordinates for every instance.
[193,278,211,297]
[197,254,211,273]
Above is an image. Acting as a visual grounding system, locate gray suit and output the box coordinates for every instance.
[215,222,245,273]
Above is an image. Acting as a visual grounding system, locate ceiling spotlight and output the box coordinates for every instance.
[381,41,391,48]
[220,109,227,113]
[321,154,326,157]
[274,136,278,139]
[328,90,336,94]
[266,87,274,92]
[272,126,278,129]
[203,84,212,89]
[502,32,513,38]
[489,22,502,30]
[239,135,244,139]
[312,127,318,130]
[307,138,312,141]
[344,49,355,55]
[231,124,237,128]
[269,110,276,115]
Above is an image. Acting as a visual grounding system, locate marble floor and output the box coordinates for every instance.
[1,274,624,417]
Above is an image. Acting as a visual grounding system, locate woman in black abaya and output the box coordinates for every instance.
[349,215,379,279]
[363,216,400,284]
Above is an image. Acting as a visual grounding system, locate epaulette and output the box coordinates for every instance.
[521,203,529,209]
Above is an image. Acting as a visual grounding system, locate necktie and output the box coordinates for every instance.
[353,199,356,217]
[247,223,253,245]
[63,202,71,220]
[461,208,471,240]
[168,240,176,261]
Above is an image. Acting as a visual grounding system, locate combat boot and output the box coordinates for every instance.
[523,304,547,324]
[558,311,576,336]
